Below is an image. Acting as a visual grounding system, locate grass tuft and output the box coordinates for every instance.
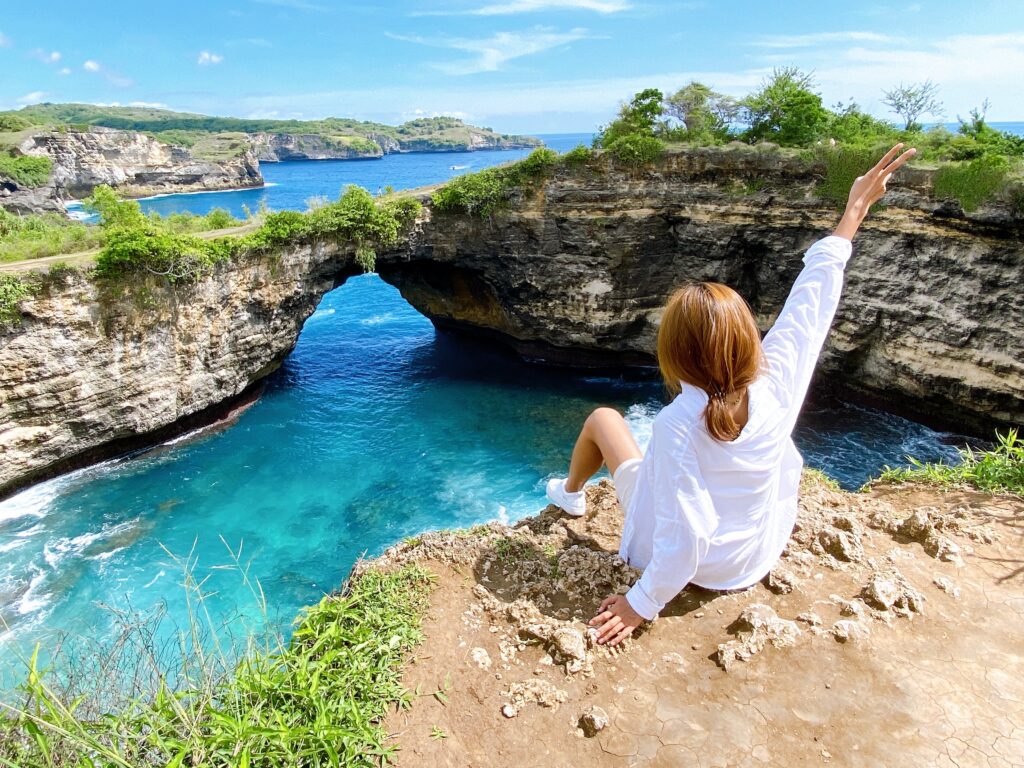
[872,429,1024,496]
[0,553,434,767]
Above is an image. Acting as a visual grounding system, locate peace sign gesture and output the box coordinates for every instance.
[834,142,917,241]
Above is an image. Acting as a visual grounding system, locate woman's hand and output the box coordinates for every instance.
[833,142,917,241]
[589,593,645,646]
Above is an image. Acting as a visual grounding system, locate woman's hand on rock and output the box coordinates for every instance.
[589,593,644,646]
[834,142,917,241]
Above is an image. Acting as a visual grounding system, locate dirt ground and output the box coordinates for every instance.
[377,474,1024,767]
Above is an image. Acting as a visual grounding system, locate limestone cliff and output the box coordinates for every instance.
[11,127,263,207]
[378,146,1024,436]
[251,133,384,161]
[0,239,358,497]
[252,130,539,162]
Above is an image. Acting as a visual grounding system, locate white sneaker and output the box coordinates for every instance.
[546,478,586,517]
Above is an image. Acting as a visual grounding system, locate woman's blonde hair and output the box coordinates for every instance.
[657,282,764,441]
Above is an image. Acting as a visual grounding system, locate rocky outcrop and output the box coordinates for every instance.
[251,133,383,161]
[378,145,1024,436]
[0,239,360,497]
[8,127,263,210]
[253,129,540,162]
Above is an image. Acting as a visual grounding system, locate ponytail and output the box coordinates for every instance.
[657,283,764,442]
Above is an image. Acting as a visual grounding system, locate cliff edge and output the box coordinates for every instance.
[370,473,1024,766]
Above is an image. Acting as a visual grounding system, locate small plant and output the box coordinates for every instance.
[0,274,30,327]
[430,726,447,740]
[431,148,558,217]
[873,429,1023,496]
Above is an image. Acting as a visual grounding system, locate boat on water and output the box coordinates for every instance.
[449,164,469,170]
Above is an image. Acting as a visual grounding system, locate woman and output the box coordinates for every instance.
[545,143,917,647]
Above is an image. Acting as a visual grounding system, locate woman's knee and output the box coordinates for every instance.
[586,407,624,431]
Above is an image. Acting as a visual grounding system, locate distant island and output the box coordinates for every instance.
[0,103,542,214]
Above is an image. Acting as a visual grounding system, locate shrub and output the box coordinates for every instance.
[741,68,830,147]
[83,185,146,228]
[604,134,664,167]
[431,149,558,217]
[0,210,102,263]
[562,144,594,167]
[933,155,1010,211]
[95,225,227,283]
[0,274,29,326]
[203,208,237,230]
[814,145,886,208]
[0,114,32,132]
[0,154,52,187]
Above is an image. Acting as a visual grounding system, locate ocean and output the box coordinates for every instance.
[1,133,969,683]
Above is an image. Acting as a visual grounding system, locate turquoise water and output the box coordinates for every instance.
[1,135,967,683]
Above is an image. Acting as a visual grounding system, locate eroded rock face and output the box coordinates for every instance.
[15,127,262,205]
[378,146,1024,435]
[0,239,359,497]
[251,133,384,162]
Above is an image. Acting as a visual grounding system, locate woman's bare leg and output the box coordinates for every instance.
[565,408,643,492]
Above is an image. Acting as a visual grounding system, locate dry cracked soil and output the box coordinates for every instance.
[375,473,1024,767]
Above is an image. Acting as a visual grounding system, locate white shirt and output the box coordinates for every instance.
[621,235,853,620]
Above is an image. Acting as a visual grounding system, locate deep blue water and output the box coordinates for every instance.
[1,134,967,683]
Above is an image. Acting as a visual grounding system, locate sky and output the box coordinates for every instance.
[1,0,1022,134]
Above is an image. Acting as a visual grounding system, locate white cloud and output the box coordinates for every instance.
[745,31,1024,120]
[30,48,62,64]
[58,67,71,75]
[81,59,134,87]
[417,0,631,15]
[388,26,591,75]
[17,91,47,105]
[197,51,225,66]
[751,31,907,49]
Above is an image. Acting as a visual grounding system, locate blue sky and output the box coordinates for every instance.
[1,0,1022,133]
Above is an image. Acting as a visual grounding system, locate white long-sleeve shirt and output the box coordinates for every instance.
[621,235,852,620]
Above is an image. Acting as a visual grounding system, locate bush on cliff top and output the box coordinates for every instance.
[0,153,52,188]
[0,274,29,327]
[89,184,421,280]
[431,147,558,217]
[0,561,433,767]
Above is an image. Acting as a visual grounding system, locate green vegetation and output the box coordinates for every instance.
[874,429,1024,496]
[0,209,102,262]
[561,144,595,167]
[933,154,1011,212]
[84,183,420,281]
[0,561,434,767]
[0,153,52,187]
[586,71,1023,211]
[0,274,29,327]
[431,147,558,217]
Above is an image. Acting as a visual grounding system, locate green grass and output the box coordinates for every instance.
[932,155,1011,211]
[0,210,103,262]
[431,147,558,217]
[873,429,1024,496]
[0,560,434,767]
[0,154,52,187]
[812,145,886,208]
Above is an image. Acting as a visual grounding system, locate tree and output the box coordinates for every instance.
[740,67,829,146]
[882,80,943,131]
[597,88,665,146]
[82,185,146,228]
[665,81,738,141]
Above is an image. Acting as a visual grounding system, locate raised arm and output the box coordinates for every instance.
[762,143,916,419]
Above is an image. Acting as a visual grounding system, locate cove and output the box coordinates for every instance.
[0,274,962,680]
